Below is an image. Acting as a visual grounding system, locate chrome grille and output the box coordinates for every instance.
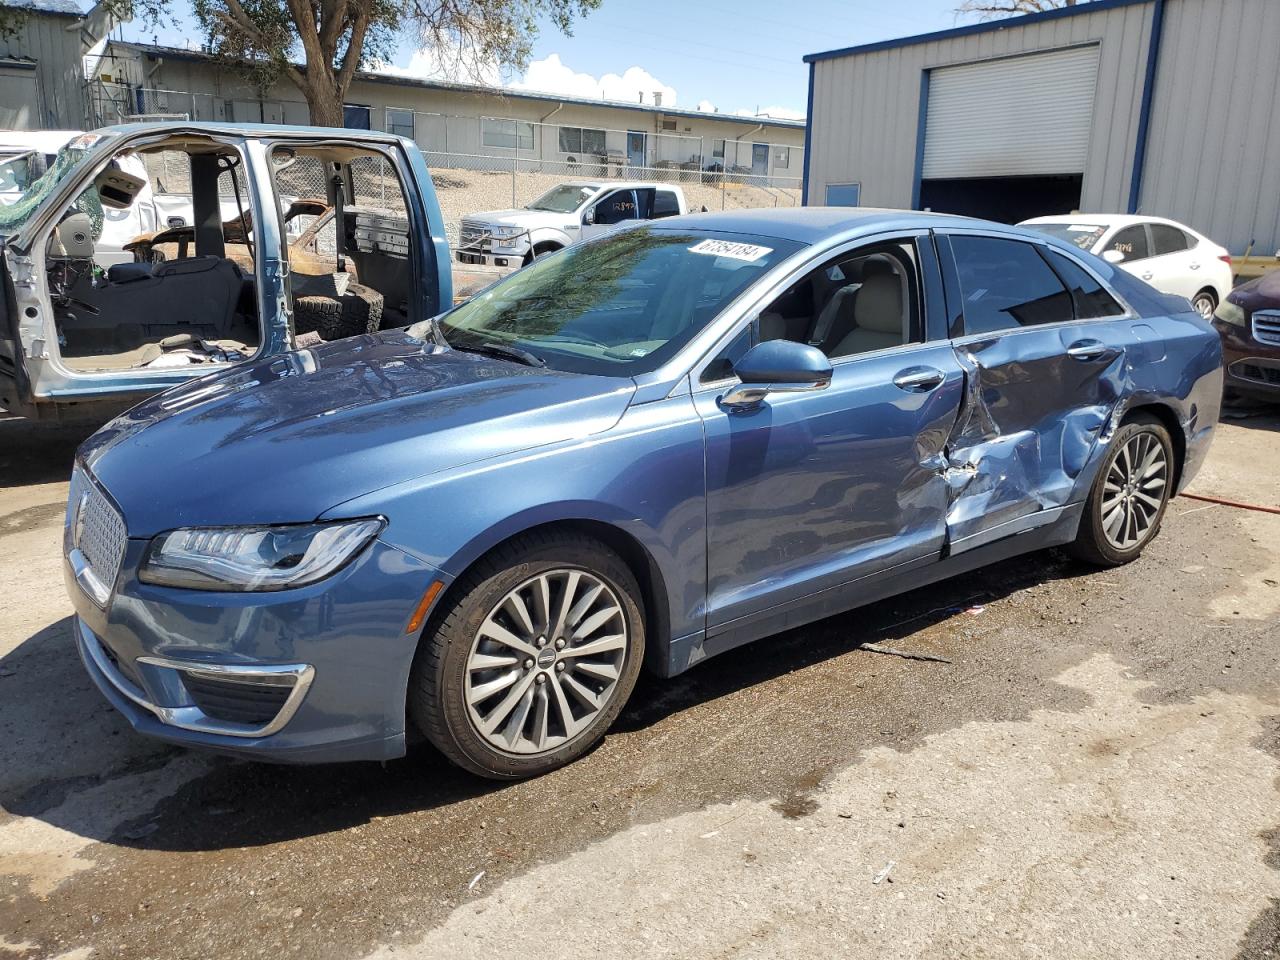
[1253,310,1280,347]
[68,466,126,604]
[458,219,487,250]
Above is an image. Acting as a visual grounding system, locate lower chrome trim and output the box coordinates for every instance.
[80,622,314,738]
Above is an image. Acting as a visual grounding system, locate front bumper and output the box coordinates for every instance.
[68,536,447,764]
[1213,318,1280,400]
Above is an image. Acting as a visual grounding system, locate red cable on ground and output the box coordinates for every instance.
[1179,493,1280,516]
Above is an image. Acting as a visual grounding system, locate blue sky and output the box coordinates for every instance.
[116,0,974,118]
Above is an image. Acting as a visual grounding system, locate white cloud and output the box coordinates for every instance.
[511,54,677,107]
[695,99,717,113]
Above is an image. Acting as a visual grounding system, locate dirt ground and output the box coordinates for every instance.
[0,406,1277,960]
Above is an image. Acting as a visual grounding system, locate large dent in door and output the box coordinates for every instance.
[942,341,1129,551]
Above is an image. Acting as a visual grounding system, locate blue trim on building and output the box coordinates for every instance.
[804,0,1152,63]
[1127,0,1166,214]
[911,71,931,210]
[801,62,815,206]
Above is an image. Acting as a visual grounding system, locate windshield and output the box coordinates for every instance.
[425,226,804,376]
[0,144,89,233]
[527,184,598,213]
[1022,221,1108,251]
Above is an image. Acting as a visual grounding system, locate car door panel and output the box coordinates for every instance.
[937,233,1131,554]
[942,324,1127,552]
[696,342,964,630]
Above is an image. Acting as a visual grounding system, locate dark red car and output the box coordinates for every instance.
[1213,270,1280,402]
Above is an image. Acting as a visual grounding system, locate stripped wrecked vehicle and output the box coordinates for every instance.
[66,208,1221,778]
[0,122,451,421]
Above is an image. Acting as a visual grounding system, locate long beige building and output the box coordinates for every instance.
[81,39,804,186]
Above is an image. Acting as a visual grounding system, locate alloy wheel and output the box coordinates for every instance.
[1192,294,1215,319]
[464,569,628,755]
[1101,431,1169,551]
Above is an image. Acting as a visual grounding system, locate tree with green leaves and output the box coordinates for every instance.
[1,0,600,127]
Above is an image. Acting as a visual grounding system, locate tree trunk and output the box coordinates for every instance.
[305,85,345,127]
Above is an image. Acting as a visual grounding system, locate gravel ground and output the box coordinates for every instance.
[0,406,1276,960]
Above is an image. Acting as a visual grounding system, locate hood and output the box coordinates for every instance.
[1227,269,1280,311]
[80,331,635,537]
[468,209,577,228]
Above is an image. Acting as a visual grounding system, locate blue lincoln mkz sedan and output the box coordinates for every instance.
[66,209,1222,779]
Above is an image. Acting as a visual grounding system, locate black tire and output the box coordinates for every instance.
[409,531,645,780]
[293,282,385,340]
[1191,288,1217,319]
[522,243,562,266]
[1067,412,1176,566]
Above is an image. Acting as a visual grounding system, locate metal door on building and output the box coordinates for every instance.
[627,131,646,169]
[751,142,769,177]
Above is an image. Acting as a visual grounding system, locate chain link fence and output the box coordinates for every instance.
[86,81,803,246]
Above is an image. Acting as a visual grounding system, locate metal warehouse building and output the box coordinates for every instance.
[802,0,1280,255]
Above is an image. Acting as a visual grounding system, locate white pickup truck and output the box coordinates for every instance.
[456,181,689,267]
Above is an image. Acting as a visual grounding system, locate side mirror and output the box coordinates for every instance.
[582,206,596,226]
[721,340,832,410]
[1102,249,1125,264]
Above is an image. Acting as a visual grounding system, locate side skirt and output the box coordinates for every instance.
[662,503,1083,678]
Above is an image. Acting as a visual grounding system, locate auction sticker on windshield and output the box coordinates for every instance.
[688,239,773,262]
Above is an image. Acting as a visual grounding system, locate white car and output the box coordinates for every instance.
[457,181,689,267]
[1020,214,1232,318]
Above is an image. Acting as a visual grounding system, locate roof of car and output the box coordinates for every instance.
[649,206,1011,244]
[1021,213,1195,231]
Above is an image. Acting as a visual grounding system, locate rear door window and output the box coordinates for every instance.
[653,189,681,218]
[1045,249,1126,319]
[1108,225,1150,262]
[1150,223,1191,256]
[949,235,1074,334]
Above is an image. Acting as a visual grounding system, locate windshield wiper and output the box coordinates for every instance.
[452,340,545,367]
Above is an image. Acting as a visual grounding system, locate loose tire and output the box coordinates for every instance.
[294,282,385,340]
[1067,413,1175,566]
[409,532,645,779]
[1191,288,1216,319]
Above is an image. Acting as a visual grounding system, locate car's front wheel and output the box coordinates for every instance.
[409,532,645,779]
[1191,288,1217,319]
[1068,413,1175,566]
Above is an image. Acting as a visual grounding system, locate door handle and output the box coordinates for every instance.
[892,366,945,392]
[1189,262,1201,270]
[1141,271,1154,281]
[1066,338,1108,361]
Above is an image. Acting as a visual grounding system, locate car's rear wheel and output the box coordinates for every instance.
[1068,413,1175,566]
[409,532,645,779]
[1191,288,1217,319]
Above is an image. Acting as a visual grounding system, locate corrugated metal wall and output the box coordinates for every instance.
[0,12,86,129]
[807,0,1280,254]
[808,2,1154,215]
[1141,0,1280,254]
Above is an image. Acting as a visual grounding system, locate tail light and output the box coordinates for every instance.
[1219,254,1232,266]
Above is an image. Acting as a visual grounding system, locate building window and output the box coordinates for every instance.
[557,126,606,155]
[342,104,371,130]
[481,118,535,151]
[386,107,415,140]
[774,146,790,167]
[661,119,676,131]
[712,139,725,159]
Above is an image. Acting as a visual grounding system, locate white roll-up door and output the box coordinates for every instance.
[922,45,1100,180]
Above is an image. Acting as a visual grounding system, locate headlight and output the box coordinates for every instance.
[138,518,384,591]
[1214,299,1246,327]
[491,225,522,239]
